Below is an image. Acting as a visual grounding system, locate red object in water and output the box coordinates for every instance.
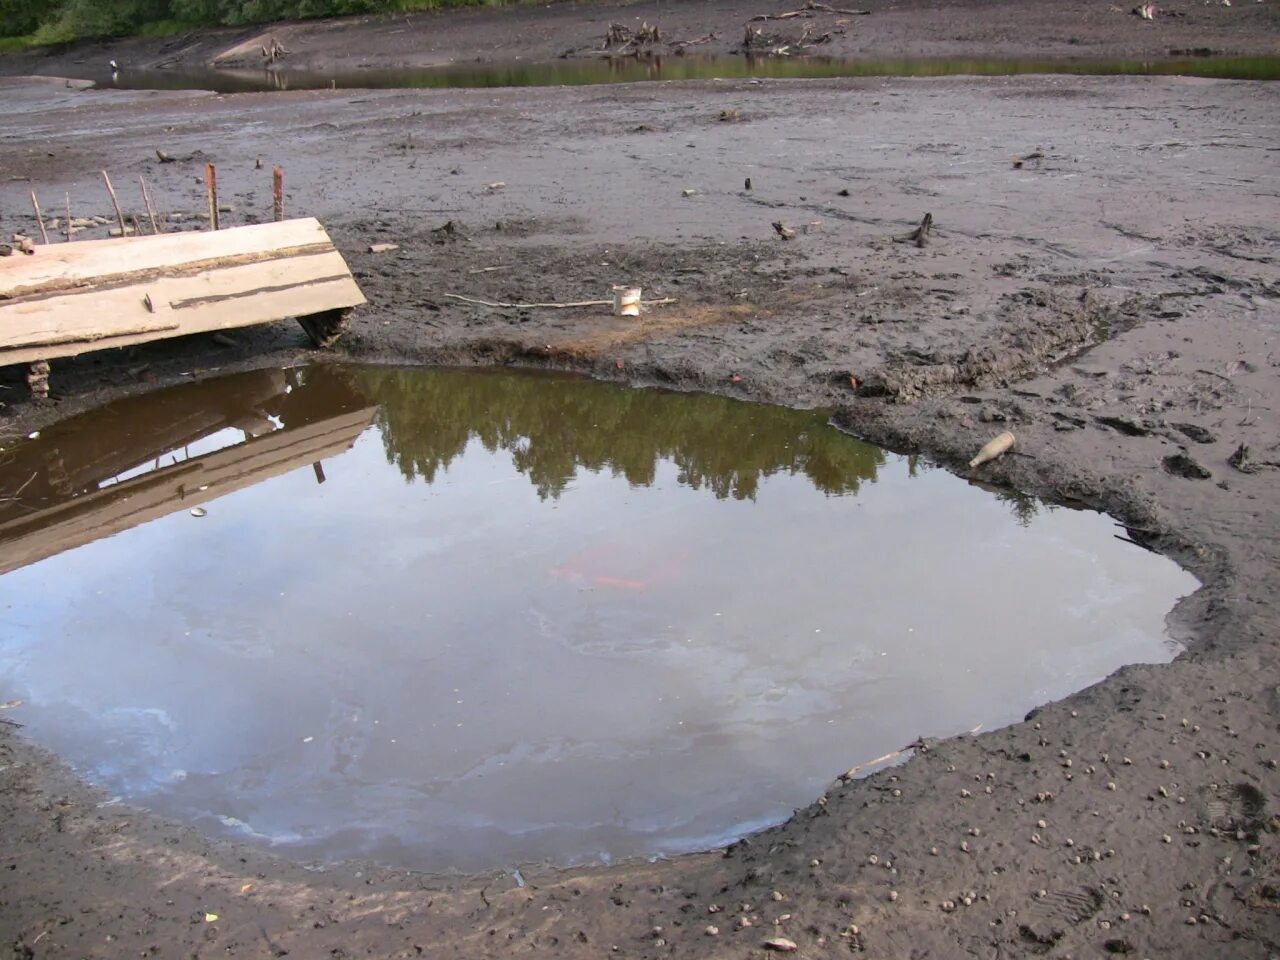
[730,374,743,383]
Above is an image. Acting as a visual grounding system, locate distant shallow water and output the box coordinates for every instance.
[0,365,1198,871]
[53,53,1280,93]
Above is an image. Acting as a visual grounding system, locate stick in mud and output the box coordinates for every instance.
[30,191,49,244]
[206,163,220,230]
[442,293,676,309]
[138,176,161,234]
[64,193,73,241]
[893,211,933,248]
[273,167,284,222]
[101,170,127,236]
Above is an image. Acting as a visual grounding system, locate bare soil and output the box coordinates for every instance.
[2,1,1280,958]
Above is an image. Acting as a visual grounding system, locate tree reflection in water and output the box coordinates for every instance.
[346,366,886,501]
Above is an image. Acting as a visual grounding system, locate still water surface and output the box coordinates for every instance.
[0,366,1197,870]
[76,53,1280,93]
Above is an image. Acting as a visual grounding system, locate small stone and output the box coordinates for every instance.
[771,891,785,902]
[929,847,939,856]
[1108,782,1118,791]
[708,904,721,913]
[888,891,899,902]
[1065,838,1075,847]
[941,900,956,912]
[1186,917,1198,925]
[763,937,798,952]
[868,855,879,865]
[960,789,972,798]
[1163,835,1173,844]
[705,925,719,936]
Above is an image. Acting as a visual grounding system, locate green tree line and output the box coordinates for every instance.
[1,0,487,44]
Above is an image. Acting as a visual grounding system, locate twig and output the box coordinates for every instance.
[841,748,908,780]
[7,472,37,498]
[467,265,512,274]
[0,717,23,728]
[101,170,127,236]
[273,167,284,222]
[30,191,49,244]
[669,32,716,47]
[805,1,870,13]
[206,163,220,231]
[138,175,161,234]
[443,293,676,309]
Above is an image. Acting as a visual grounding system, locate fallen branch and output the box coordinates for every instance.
[840,748,908,780]
[443,293,676,309]
[668,32,717,48]
[750,2,869,21]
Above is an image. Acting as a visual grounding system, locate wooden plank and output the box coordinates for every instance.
[0,250,366,365]
[0,218,337,299]
[0,406,377,576]
[0,369,290,504]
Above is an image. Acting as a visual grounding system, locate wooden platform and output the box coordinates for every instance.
[0,380,377,576]
[0,218,366,395]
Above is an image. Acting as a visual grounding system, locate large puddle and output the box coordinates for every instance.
[74,53,1280,93]
[0,366,1197,871]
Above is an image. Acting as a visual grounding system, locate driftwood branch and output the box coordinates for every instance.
[443,293,676,310]
[750,2,870,20]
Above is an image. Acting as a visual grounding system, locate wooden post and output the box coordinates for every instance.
[64,193,73,241]
[30,191,49,244]
[206,163,220,230]
[272,167,284,222]
[101,170,127,236]
[139,176,161,234]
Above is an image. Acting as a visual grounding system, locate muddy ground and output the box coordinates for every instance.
[2,0,1280,957]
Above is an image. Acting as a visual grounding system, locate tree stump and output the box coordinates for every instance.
[297,307,351,348]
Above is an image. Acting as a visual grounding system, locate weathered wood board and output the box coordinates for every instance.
[0,404,377,576]
[0,218,366,368]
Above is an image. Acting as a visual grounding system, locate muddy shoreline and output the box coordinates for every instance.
[3,1,1280,957]
[3,0,1279,79]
